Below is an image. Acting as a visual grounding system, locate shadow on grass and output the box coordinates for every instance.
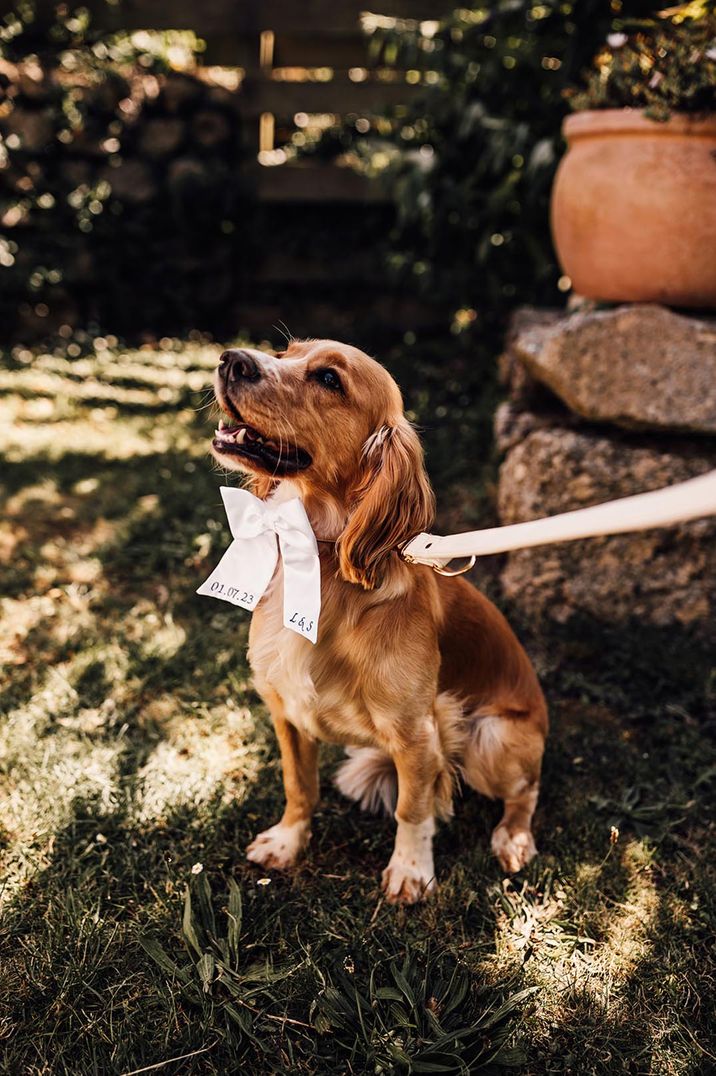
[525,865,716,1074]
[0,777,537,1073]
[5,729,711,1074]
[503,614,716,1074]
[2,613,715,1074]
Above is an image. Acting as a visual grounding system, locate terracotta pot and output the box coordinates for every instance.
[551,110,716,308]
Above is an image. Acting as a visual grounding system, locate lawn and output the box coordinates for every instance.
[1,339,715,1075]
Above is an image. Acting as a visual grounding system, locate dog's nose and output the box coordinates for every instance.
[219,349,260,382]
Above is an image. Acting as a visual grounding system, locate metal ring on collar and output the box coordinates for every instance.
[432,555,477,577]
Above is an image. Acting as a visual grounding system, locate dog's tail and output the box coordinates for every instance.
[334,747,398,817]
[334,693,465,822]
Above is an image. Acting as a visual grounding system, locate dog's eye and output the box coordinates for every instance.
[311,367,343,393]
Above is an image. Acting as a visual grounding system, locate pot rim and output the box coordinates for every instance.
[563,108,716,139]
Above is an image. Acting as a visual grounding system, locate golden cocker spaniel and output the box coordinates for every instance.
[210,339,547,904]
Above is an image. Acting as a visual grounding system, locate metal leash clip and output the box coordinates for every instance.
[400,541,476,577]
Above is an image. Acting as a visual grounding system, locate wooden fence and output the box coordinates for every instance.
[2,0,447,334]
[76,0,444,203]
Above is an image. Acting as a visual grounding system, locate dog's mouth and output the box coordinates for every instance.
[212,415,312,475]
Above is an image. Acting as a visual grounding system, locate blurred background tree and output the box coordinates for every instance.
[4,0,702,516]
[307,0,667,343]
[2,0,690,350]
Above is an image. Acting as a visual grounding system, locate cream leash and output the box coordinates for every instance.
[401,469,716,575]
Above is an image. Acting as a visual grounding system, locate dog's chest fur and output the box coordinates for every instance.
[247,565,371,745]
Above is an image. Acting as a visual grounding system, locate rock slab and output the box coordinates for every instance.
[498,425,716,628]
[513,304,716,435]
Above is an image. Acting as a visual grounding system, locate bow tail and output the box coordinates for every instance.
[279,537,322,644]
[196,532,278,612]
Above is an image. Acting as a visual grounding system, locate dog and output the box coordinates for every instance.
[210,339,548,904]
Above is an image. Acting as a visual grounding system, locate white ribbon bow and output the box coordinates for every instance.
[197,487,321,643]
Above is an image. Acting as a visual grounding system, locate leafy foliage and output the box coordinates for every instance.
[309,1,674,336]
[570,4,716,117]
[143,874,534,1072]
[312,946,533,1072]
[141,875,306,1056]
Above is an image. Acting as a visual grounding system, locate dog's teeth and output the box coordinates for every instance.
[215,427,236,443]
[218,419,227,430]
[236,427,247,444]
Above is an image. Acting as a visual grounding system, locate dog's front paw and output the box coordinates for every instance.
[381,857,436,904]
[491,823,537,873]
[381,816,437,904]
[246,820,311,871]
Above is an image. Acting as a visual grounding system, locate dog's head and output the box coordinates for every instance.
[211,339,434,588]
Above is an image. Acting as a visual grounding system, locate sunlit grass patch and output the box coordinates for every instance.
[0,402,208,463]
[0,698,123,905]
[133,700,264,825]
[492,838,659,1008]
[0,366,180,408]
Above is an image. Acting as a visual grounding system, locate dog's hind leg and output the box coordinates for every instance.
[335,692,462,820]
[462,711,545,874]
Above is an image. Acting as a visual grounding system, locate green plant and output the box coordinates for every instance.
[142,875,535,1072]
[313,948,534,1072]
[309,2,656,338]
[141,875,307,1054]
[570,4,716,118]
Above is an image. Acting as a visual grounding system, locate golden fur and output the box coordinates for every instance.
[210,339,547,903]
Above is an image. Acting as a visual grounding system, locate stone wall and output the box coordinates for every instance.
[0,60,250,342]
[496,304,716,631]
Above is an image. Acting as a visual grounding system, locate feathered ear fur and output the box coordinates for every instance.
[338,420,435,589]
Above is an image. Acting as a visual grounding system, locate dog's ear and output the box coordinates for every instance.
[338,420,434,589]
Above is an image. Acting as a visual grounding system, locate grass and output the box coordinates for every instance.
[1,337,715,1075]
